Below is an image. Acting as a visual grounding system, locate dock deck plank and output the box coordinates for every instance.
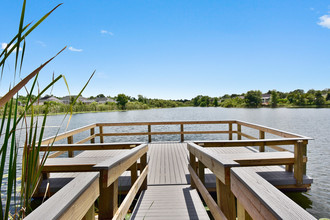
[130,185,210,220]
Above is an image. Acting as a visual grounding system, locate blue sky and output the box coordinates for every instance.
[1,0,330,99]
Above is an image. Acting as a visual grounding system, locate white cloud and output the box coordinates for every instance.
[68,46,83,52]
[318,15,330,29]
[36,40,46,47]
[1,43,22,52]
[100,30,114,36]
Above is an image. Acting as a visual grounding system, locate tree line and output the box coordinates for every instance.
[2,88,329,115]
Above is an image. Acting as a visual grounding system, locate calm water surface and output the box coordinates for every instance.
[14,107,330,218]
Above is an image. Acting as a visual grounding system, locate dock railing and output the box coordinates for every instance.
[25,172,100,220]
[40,120,311,182]
[230,167,316,220]
[187,142,314,220]
[29,143,148,220]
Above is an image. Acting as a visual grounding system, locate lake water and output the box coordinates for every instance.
[6,107,330,218]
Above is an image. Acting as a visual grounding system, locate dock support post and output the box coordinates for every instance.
[237,200,252,220]
[180,124,184,142]
[67,135,73,157]
[294,140,304,185]
[229,123,233,140]
[82,204,95,220]
[198,161,205,185]
[90,127,95,144]
[189,152,197,189]
[141,152,148,190]
[237,124,242,140]
[99,126,104,143]
[99,178,118,220]
[130,162,138,186]
[216,178,236,220]
[259,131,265,152]
[302,142,307,175]
[148,125,151,143]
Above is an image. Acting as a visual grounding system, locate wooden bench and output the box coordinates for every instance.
[230,167,316,220]
[188,142,304,185]
[26,172,99,220]
[38,144,148,219]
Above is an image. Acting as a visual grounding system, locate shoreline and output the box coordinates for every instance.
[1,105,330,118]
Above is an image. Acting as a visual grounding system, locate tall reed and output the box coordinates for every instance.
[0,1,94,219]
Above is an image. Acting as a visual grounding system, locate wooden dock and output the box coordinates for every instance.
[30,120,315,220]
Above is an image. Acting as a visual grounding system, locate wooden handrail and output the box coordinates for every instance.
[39,121,312,149]
[236,120,312,139]
[25,172,99,220]
[188,164,227,220]
[230,167,316,220]
[94,144,148,188]
[194,138,310,147]
[40,123,97,145]
[39,142,144,151]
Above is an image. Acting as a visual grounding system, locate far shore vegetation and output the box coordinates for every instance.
[2,88,330,116]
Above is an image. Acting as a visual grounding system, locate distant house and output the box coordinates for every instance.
[261,94,271,105]
[39,95,63,105]
[96,97,115,104]
[61,95,95,105]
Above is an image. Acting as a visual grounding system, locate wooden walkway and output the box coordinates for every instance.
[131,143,209,219]
[130,185,209,220]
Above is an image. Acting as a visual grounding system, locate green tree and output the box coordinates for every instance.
[306,94,315,105]
[315,91,325,106]
[245,90,262,107]
[192,95,202,106]
[96,94,105,98]
[270,90,278,108]
[200,96,210,107]
[213,98,219,107]
[326,92,330,101]
[116,93,128,109]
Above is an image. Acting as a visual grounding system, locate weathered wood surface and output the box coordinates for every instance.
[131,185,210,220]
[26,172,99,220]
[148,143,189,184]
[188,142,306,185]
[94,144,148,188]
[230,167,316,220]
[43,150,128,172]
[39,142,143,151]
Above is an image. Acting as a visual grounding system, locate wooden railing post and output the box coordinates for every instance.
[198,161,205,185]
[237,124,242,140]
[259,131,265,152]
[130,162,138,186]
[189,152,197,189]
[228,123,233,140]
[90,127,95,144]
[237,200,252,220]
[180,124,184,142]
[99,176,118,219]
[148,125,151,142]
[67,135,73,157]
[294,140,304,185]
[302,142,307,175]
[82,204,95,220]
[99,126,104,143]
[141,152,148,190]
[216,178,236,220]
